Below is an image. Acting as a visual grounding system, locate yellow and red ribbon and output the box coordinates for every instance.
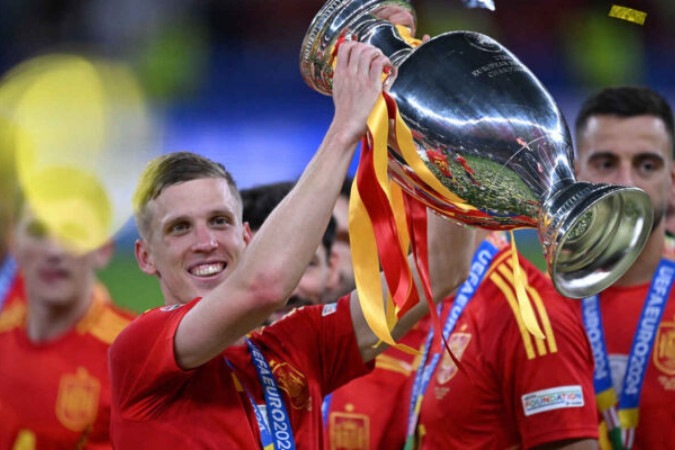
[343,29,544,356]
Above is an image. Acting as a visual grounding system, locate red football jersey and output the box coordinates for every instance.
[412,249,598,449]
[0,287,135,449]
[325,316,430,450]
[589,282,675,450]
[110,296,372,449]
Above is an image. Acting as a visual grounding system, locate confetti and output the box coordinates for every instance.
[608,5,647,25]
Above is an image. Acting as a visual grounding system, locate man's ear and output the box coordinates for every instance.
[135,238,157,275]
[243,222,253,245]
[92,240,115,269]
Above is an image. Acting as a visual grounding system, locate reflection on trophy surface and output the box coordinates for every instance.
[300,0,654,298]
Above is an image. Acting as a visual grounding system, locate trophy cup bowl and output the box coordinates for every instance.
[300,0,653,298]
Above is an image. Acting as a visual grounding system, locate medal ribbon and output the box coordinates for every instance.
[225,357,275,450]
[226,339,296,450]
[404,236,504,449]
[322,393,332,427]
[0,256,17,311]
[246,339,296,450]
[582,258,675,450]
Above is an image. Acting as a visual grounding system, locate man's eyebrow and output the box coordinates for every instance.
[210,208,236,216]
[586,151,612,157]
[587,150,666,161]
[161,214,190,229]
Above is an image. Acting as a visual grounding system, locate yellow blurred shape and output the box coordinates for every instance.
[608,5,647,25]
[0,53,156,253]
[13,56,106,168]
[23,166,112,254]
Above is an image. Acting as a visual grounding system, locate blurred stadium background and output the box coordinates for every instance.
[1,0,673,313]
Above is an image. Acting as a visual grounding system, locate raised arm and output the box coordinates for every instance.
[351,210,476,362]
[174,42,391,369]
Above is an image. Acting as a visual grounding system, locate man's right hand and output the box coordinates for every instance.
[331,41,391,147]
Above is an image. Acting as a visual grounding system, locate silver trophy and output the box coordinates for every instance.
[300,0,653,298]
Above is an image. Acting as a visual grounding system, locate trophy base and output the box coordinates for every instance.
[542,182,653,298]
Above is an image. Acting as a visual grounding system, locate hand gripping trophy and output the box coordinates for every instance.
[300,0,652,300]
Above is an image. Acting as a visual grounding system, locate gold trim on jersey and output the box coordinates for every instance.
[230,372,244,392]
[75,289,132,345]
[11,429,36,450]
[0,281,130,344]
[489,250,557,360]
[0,300,26,332]
[374,353,413,376]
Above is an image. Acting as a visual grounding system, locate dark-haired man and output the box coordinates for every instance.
[574,86,675,450]
[242,180,338,323]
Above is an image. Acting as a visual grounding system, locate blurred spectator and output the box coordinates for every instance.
[0,174,135,448]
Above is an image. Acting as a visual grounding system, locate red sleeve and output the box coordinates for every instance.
[496,268,599,448]
[109,300,197,419]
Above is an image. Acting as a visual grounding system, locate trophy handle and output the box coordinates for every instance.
[300,0,415,95]
[541,182,653,298]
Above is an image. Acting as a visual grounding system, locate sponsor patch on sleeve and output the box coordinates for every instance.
[521,385,584,416]
[322,303,338,317]
[159,304,183,312]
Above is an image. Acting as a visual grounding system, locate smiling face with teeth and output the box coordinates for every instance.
[135,177,252,306]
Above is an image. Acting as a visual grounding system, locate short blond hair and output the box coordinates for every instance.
[133,151,241,239]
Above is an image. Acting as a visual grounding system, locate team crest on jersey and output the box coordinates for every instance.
[270,361,310,410]
[654,318,675,376]
[436,332,472,385]
[55,367,100,431]
[329,412,370,450]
